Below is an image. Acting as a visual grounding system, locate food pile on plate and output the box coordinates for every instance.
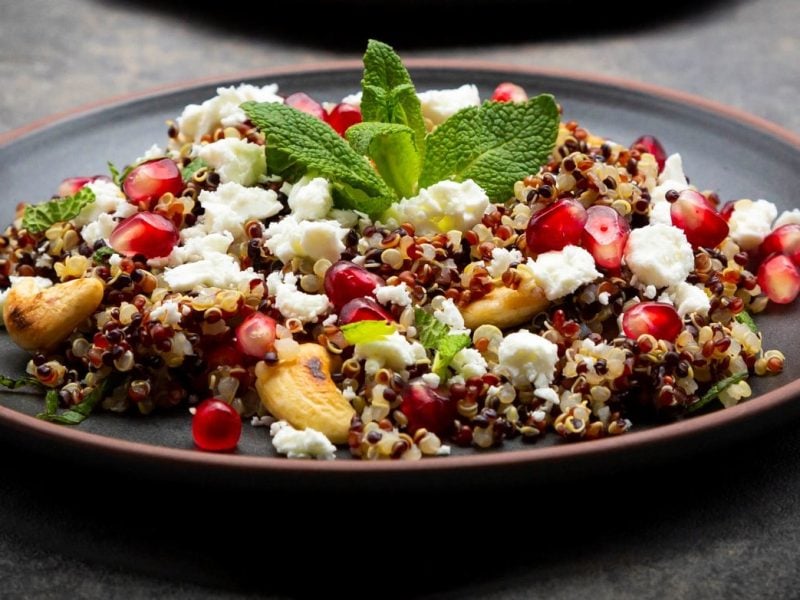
[0,41,795,460]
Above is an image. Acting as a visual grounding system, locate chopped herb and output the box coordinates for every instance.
[688,371,748,413]
[181,157,209,183]
[341,320,397,345]
[415,308,471,379]
[92,246,117,264]
[108,161,133,186]
[735,311,759,334]
[38,380,108,425]
[22,186,96,233]
[0,375,40,390]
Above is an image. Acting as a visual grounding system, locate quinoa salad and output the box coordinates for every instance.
[0,41,796,461]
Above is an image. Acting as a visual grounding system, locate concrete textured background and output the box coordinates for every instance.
[1,0,799,598]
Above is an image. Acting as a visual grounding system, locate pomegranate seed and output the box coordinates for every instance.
[491,82,528,103]
[284,92,326,121]
[235,312,277,358]
[758,254,800,304]
[205,343,245,370]
[109,212,179,259]
[632,135,667,172]
[324,260,385,311]
[122,158,183,210]
[525,198,588,256]
[761,224,800,266]
[668,189,729,249]
[400,383,455,436]
[622,302,683,342]
[57,175,109,197]
[192,398,242,452]
[338,297,394,325]
[326,103,362,136]
[581,205,630,271]
[719,201,736,221]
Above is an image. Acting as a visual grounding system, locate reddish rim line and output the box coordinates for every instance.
[1,60,799,474]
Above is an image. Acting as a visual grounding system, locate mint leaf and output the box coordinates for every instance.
[431,332,471,379]
[688,371,748,413]
[108,161,122,186]
[181,157,208,183]
[735,311,759,334]
[22,187,96,233]
[341,320,397,345]
[347,122,421,198]
[0,374,40,390]
[361,40,427,159]
[419,94,559,200]
[242,101,395,218]
[38,380,107,425]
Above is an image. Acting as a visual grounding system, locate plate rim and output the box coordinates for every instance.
[1,60,799,476]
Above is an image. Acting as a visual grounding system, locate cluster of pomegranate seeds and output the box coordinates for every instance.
[192,398,242,452]
[400,383,455,436]
[667,189,729,249]
[582,205,630,270]
[57,175,109,197]
[762,225,800,265]
[122,158,184,210]
[758,253,800,304]
[109,212,179,259]
[235,313,277,358]
[491,82,528,103]
[525,198,587,254]
[632,134,667,172]
[284,92,363,137]
[622,302,684,342]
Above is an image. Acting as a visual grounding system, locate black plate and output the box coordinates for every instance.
[1,62,799,490]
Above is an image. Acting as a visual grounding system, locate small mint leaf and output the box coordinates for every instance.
[22,186,97,233]
[688,371,748,413]
[181,157,209,183]
[431,333,471,379]
[346,122,420,198]
[341,320,397,345]
[735,311,759,334]
[92,246,117,264]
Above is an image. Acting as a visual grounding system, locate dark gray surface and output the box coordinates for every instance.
[1,0,800,597]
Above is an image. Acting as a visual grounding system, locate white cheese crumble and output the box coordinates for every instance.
[265,217,348,264]
[195,138,266,186]
[386,179,489,236]
[288,176,333,221]
[266,271,331,323]
[165,232,234,267]
[450,348,488,380]
[163,253,260,291]
[374,283,412,307]
[525,245,600,301]
[649,153,690,225]
[269,420,337,460]
[73,180,137,229]
[421,372,441,388]
[193,182,282,240]
[667,281,710,317]
[177,83,283,142]
[497,331,559,389]
[487,247,523,278]
[149,300,183,326]
[728,199,778,250]
[340,91,362,108]
[417,84,481,126]
[136,143,165,163]
[80,213,117,247]
[0,276,53,325]
[433,297,467,332]
[354,331,427,376]
[624,224,694,288]
[773,209,800,230]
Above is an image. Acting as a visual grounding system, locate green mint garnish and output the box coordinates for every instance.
[241,101,396,219]
[419,94,559,200]
[181,157,209,183]
[346,122,421,198]
[92,246,117,264]
[735,311,759,334]
[688,371,748,413]
[38,380,108,425]
[108,161,122,186]
[22,186,96,233]
[361,39,427,160]
[415,308,471,379]
[0,375,40,390]
[341,320,397,345]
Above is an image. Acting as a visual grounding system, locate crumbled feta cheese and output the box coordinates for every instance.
[450,348,488,380]
[149,300,183,326]
[386,179,489,235]
[421,372,441,388]
[354,331,427,375]
[109,254,122,269]
[172,332,194,356]
[649,153,689,225]
[497,331,559,389]
[0,276,53,325]
[624,224,694,288]
[668,281,710,317]
[644,284,657,299]
[487,247,523,278]
[177,83,282,142]
[136,143,165,163]
[433,297,467,332]
[374,283,412,307]
[265,217,348,264]
[163,253,260,291]
[288,176,333,221]
[73,180,137,228]
[80,212,117,247]
[193,182,281,240]
[164,232,234,267]
[340,92,362,108]
[195,138,266,186]
[266,271,331,323]
[269,420,337,460]
[773,209,800,230]
[526,246,600,301]
[328,209,362,229]
[533,387,560,406]
[728,199,778,250]
[417,84,481,126]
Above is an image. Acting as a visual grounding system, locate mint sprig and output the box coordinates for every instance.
[415,309,471,379]
[419,95,559,200]
[346,122,421,198]
[22,186,96,233]
[241,101,396,219]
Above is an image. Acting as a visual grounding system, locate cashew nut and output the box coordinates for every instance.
[460,276,548,330]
